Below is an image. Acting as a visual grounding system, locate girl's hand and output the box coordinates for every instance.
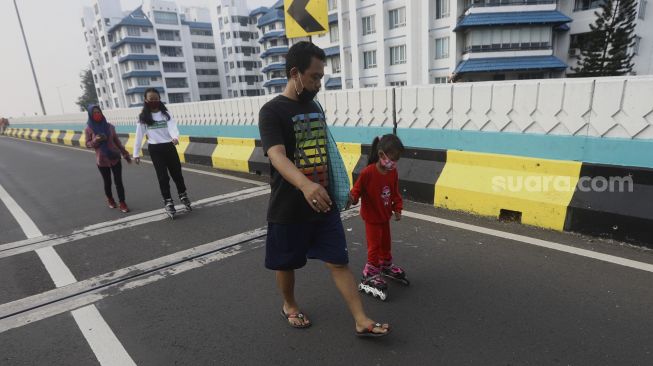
[134,157,141,165]
[394,212,402,221]
[125,155,133,164]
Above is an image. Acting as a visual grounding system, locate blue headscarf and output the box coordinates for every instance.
[87,105,119,160]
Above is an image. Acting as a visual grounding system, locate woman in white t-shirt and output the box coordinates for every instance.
[133,88,191,217]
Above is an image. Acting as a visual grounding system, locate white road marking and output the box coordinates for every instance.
[0,182,135,365]
[0,209,361,332]
[402,210,653,273]
[0,186,270,259]
[3,135,267,185]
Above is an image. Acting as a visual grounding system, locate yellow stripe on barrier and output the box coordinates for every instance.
[336,142,362,187]
[39,129,49,142]
[176,136,190,163]
[50,130,61,143]
[212,137,255,173]
[62,130,75,146]
[5,128,13,136]
[78,131,86,148]
[434,151,582,231]
[30,129,40,140]
[125,133,147,156]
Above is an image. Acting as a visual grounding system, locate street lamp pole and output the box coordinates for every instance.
[13,0,47,116]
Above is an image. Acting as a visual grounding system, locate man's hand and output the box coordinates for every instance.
[394,211,402,221]
[172,138,179,145]
[94,135,104,143]
[134,157,141,165]
[301,181,332,213]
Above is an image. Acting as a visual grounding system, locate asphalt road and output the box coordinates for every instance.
[1,135,652,366]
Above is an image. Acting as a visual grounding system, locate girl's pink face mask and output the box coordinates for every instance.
[379,151,397,170]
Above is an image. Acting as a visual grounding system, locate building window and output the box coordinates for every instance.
[137,77,150,86]
[363,50,377,69]
[389,7,406,29]
[166,78,188,88]
[111,83,116,93]
[328,0,337,11]
[362,15,375,35]
[389,81,407,86]
[433,76,448,84]
[330,24,339,42]
[390,45,407,65]
[332,55,341,73]
[573,0,605,11]
[465,27,552,52]
[153,11,178,25]
[435,0,450,19]
[435,37,450,59]
[104,52,109,62]
[130,44,144,53]
[114,98,119,108]
[134,61,147,70]
[634,35,642,55]
[127,26,141,36]
[639,0,647,19]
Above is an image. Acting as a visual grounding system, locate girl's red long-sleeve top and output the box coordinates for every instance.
[350,164,403,224]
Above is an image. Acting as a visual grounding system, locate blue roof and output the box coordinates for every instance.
[454,55,568,74]
[108,7,152,34]
[324,46,340,57]
[125,86,165,95]
[262,62,286,73]
[118,54,159,63]
[454,11,572,31]
[263,78,288,88]
[259,30,286,43]
[122,70,162,79]
[110,37,156,50]
[181,21,213,30]
[250,6,268,17]
[328,13,338,24]
[260,46,289,58]
[258,8,284,27]
[325,77,342,89]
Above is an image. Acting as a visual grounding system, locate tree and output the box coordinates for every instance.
[572,0,638,77]
[76,68,98,111]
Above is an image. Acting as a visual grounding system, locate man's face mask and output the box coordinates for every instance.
[294,75,318,104]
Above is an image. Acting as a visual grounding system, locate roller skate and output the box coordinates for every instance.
[358,263,388,301]
[164,198,176,219]
[381,261,410,286]
[179,192,192,212]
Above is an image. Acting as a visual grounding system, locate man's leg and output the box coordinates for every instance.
[326,263,389,334]
[275,270,309,327]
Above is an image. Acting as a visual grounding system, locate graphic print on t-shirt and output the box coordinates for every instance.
[292,112,329,188]
[147,119,168,130]
[382,186,391,206]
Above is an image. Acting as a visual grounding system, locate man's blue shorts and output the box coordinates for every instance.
[265,209,349,270]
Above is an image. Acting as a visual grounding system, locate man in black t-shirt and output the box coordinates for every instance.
[258,42,390,337]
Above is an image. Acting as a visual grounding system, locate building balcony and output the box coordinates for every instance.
[258,30,286,43]
[122,70,162,79]
[453,55,567,76]
[125,86,165,95]
[463,44,553,56]
[261,62,285,73]
[455,10,571,31]
[260,46,289,58]
[118,54,159,63]
[263,78,287,88]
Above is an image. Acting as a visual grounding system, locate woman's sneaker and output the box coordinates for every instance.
[119,201,130,213]
[107,197,117,209]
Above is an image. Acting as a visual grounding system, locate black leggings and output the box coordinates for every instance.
[148,142,187,200]
[98,161,125,202]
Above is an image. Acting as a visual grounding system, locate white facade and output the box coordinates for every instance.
[82,0,222,109]
[210,0,264,98]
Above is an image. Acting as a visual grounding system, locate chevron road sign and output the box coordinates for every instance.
[284,0,328,38]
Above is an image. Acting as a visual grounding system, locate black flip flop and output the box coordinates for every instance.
[356,323,391,337]
[281,308,311,329]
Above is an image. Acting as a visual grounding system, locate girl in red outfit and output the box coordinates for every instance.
[85,105,132,212]
[349,134,406,295]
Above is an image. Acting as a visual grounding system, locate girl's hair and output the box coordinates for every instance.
[138,88,170,126]
[368,134,405,165]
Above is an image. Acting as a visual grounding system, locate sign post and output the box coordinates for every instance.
[284,0,328,39]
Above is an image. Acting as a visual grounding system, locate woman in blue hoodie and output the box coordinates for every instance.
[84,105,132,212]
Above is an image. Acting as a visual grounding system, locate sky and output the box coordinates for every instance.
[0,0,274,118]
